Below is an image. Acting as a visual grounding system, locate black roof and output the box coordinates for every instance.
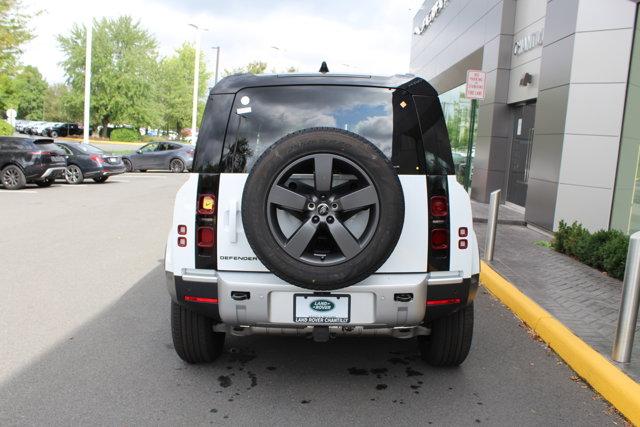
[0,136,53,144]
[210,73,438,97]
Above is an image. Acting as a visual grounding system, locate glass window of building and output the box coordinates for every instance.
[611,8,640,234]
[439,84,478,188]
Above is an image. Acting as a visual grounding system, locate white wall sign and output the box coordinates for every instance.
[514,30,544,56]
[413,0,450,35]
[465,70,486,100]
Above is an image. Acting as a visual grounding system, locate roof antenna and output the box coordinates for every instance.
[319,61,329,74]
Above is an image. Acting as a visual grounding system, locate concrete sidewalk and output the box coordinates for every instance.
[472,205,640,382]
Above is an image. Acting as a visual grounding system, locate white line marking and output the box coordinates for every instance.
[0,190,38,194]
[110,180,130,183]
[123,175,168,179]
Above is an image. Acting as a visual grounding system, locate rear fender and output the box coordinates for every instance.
[165,174,199,274]
[447,176,480,278]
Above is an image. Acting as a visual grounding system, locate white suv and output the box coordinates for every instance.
[165,73,480,366]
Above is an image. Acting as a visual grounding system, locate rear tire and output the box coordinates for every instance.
[171,302,225,364]
[1,165,26,190]
[419,303,474,367]
[170,158,185,173]
[50,131,59,138]
[35,178,54,187]
[123,158,133,172]
[65,165,84,184]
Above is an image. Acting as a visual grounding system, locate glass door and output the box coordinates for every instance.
[506,103,536,207]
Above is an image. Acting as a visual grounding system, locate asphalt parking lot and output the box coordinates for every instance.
[0,173,623,425]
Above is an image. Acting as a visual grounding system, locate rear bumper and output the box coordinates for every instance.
[40,167,66,179]
[85,165,126,177]
[167,269,478,329]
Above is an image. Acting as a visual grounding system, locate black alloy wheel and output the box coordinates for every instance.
[1,165,26,190]
[267,153,380,266]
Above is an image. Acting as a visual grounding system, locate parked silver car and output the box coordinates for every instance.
[121,142,193,173]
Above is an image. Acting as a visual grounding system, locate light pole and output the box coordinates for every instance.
[211,46,220,86]
[189,23,208,143]
[83,17,93,144]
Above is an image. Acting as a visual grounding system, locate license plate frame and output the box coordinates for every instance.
[293,293,350,324]
[51,156,65,162]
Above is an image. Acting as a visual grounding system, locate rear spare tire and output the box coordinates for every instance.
[242,127,404,291]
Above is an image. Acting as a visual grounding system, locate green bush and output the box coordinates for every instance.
[110,127,141,142]
[0,120,14,136]
[551,220,629,280]
[600,232,628,280]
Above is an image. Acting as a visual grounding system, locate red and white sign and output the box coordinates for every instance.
[465,70,486,100]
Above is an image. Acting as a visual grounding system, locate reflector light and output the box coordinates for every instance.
[459,227,468,237]
[197,226,215,248]
[177,224,187,235]
[426,298,461,306]
[198,194,216,215]
[430,196,448,217]
[184,295,218,303]
[458,239,468,249]
[177,236,187,247]
[431,228,449,250]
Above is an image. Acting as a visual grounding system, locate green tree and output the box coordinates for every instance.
[157,42,210,133]
[43,83,74,122]
[9,65,47,119]
[58,16,159,136]
[223,60,268,77]
[0,0,34,73]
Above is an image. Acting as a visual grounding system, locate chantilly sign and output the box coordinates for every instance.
[414,0,450,35]
[514,30,544,55]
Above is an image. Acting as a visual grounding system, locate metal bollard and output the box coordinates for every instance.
[612,231,640,363]
[483,190,501,262]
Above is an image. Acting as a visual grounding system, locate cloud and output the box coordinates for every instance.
[20,0,423,83]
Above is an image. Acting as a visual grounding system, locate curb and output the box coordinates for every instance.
[57,137,143,146]
[480,261,640,425]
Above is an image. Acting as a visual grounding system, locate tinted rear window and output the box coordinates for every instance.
[219,86,453,175]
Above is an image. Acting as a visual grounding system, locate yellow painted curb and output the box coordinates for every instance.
[57,137,142,146]
[480,261,640,425]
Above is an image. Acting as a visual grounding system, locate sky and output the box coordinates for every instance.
[19,0,425,85]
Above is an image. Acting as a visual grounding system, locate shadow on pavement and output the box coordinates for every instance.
[0,265,620,425]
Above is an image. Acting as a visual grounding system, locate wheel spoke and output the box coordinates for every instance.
[335,185,378,211]
[327,219,361,258]
[313,154,333,192]
[284,219,318,257]
[269,185,308,211]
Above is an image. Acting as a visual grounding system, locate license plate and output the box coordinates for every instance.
[52,156,65,162]
[294,294,350,323]
[107,157,117,164]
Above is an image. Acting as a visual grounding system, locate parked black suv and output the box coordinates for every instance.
[45,123,86,138]
[0,137,67,190]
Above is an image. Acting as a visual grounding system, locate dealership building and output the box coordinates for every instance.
[410,0,640,233]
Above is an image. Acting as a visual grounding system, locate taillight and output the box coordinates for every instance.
[198,194,216,215]
[431,228,449,250]
[90,155,103,166]
[197,226,215,248]
[430,196,448,217]
[427,176,450,272]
